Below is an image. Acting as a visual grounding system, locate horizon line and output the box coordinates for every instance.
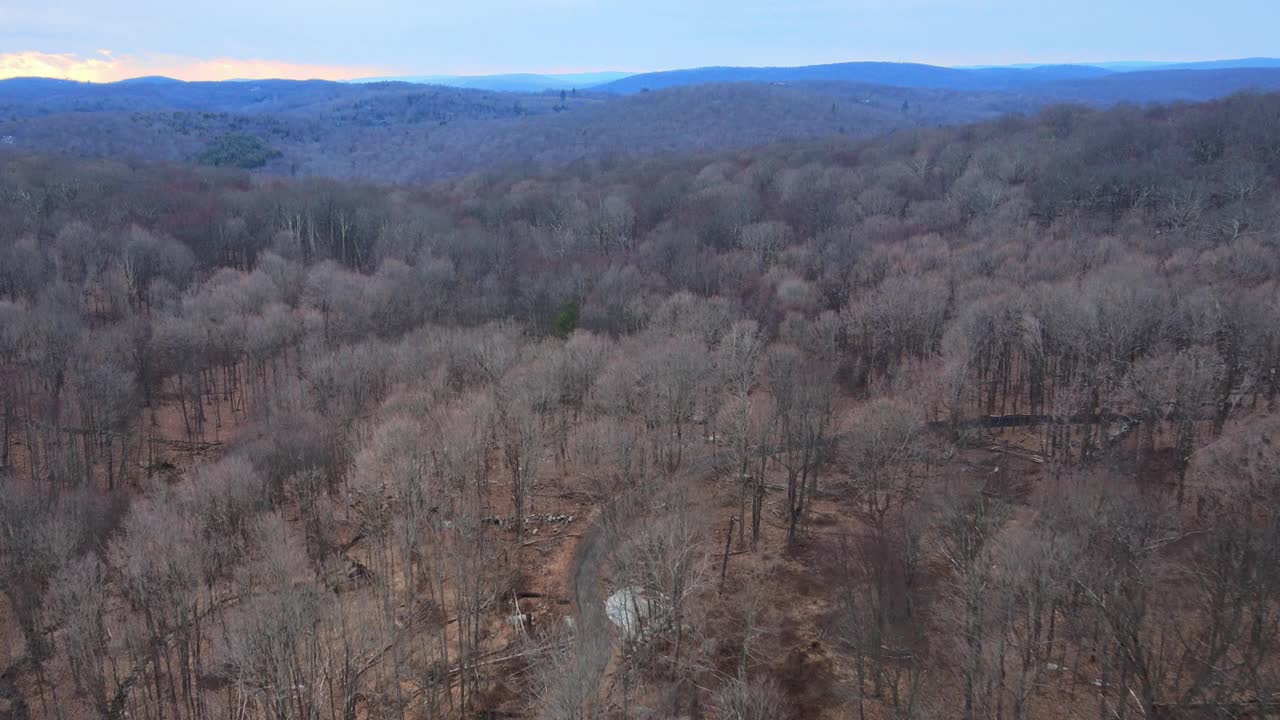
[2,54,1278,85]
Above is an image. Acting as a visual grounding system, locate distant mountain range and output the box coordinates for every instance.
[1087,58,1280,71]
[3,57,1280,184]
[343,58,1280,93]
[588,58,1280,95]
[590,62,1107,94]
[351,72,632,93]
[5,58,1278,96]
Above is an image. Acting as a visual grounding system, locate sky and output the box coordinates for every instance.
[1,0,1277,82]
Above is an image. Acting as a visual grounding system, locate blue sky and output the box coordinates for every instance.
[1,0,1277,81]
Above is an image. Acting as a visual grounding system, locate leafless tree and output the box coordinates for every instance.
[765,344,834,544]
[714,676,788,720]
[0,486,79,662]
[46,554,113,716]
[1126,345,1223,496]
[613,484,710,673]
[222,515,327,720]
[715,320,762,546]
[842,399,925,532]
[934,488,1010,720]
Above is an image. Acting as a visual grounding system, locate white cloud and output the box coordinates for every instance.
[0,50,389,82]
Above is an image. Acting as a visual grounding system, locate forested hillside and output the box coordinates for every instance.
[2,93,1280,719]
[0,80,1026,183]
[0,78,582,117]
[5,64,1280,184]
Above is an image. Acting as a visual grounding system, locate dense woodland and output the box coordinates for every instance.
[2,92,1280,719]
[0,80,1023,184]
[5,64,1280,185]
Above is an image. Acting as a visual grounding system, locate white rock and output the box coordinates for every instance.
[605,587,650,640]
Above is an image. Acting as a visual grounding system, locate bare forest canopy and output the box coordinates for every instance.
[2,93,1280,719]
[3,63,1280,183]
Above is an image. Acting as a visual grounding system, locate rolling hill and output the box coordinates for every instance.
[4,59,1280,184]
[0,81,1029,183]
[1028,67,1280,104]
[594,61,1280,101]
[592,61,1114,94]
[352,71,633,92]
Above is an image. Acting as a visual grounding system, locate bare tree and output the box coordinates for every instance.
[0,486,79,662]
[495,366,548,548]
[222,515,327,720]
[934,489,1009,720]
[714,676,788,720]
[613,484,709,673]
[109,488,206,717]
[833,508,928,719]
[842,399,925,533]
[1126,345,1223,497]
[765,344,834,544]
[715,320,762,547]
[46,554,113,716]
[738,221,792,271]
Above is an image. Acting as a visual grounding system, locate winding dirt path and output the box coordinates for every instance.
[565,454,722,712]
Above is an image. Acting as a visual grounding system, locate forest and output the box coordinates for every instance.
[5,64,1280,185]
[2,91,1280,719]
[0,80,1027,184]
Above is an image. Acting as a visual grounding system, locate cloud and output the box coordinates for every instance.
[0,50,389,82]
